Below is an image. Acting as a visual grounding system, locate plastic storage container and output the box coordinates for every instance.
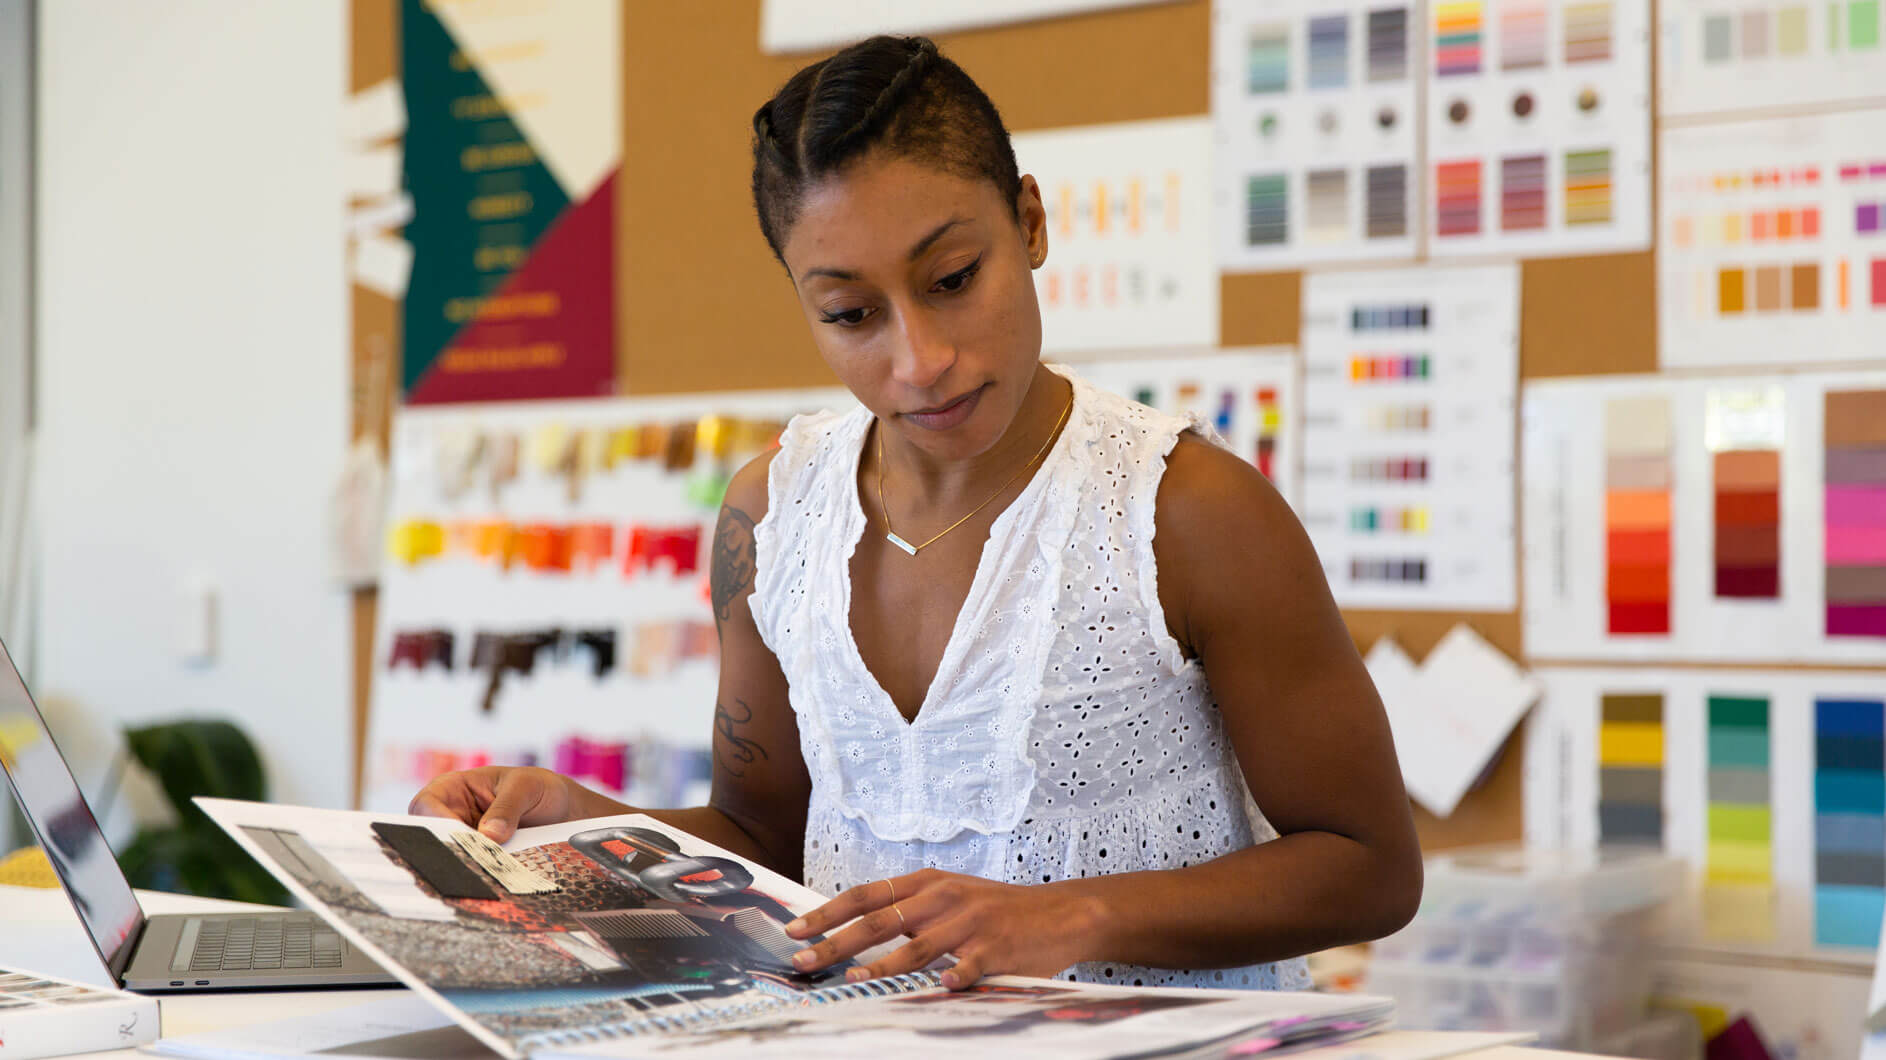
[1363,844,1686,1050]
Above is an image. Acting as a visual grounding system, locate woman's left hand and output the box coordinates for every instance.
[783,868,1104,990]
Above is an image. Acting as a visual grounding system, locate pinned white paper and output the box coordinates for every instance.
[348,192,415,238]
[1366,625,1540,818]
[1011,117,1218,355]
[342,78,407,145]
[1300,265,1520,611]
[328,437,387,589]
[351,233,413,299]
[344,144,403,202]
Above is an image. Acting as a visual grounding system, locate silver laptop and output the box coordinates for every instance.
[0,638,395,991]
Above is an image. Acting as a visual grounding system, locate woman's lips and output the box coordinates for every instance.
[904,384,985,431]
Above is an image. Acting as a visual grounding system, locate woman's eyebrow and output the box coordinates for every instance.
[906,216,970,261]
[801,216,974,282]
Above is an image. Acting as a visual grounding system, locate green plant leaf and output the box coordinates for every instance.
[118,720,283,904]
[124,720,266,826]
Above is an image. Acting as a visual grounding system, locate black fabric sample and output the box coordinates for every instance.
[370,822,498,900]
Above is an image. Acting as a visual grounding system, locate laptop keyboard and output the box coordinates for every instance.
[187,917,345,972]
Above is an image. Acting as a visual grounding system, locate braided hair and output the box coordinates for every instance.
[751,35,1024,266]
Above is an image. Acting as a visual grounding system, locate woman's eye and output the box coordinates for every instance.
[933,258,981,293]
[819,307,872,327]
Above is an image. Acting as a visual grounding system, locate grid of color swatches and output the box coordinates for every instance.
[1350,354,1433,380]
[1440,153,1617,236]
[1813,695,1885,948]
[1674,204,1822,248]
[1366,403,1431,431]
[1352,456,1430,481]
[1350,504,1431,532]
[1704,694,1775,941]
[1700,1,1882,61]
[1825,389,1886,637]
[1350,557,1428,582]
[1228,4,1417,257]
[1709,390,1784,599]
[1428,0,1634,250]
[1605,396,1673,634]
[1353,303,1430,329]
[1599,692,1665,843]
[1716,262,1824,314]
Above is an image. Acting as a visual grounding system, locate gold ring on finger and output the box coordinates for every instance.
[893,903,907,935]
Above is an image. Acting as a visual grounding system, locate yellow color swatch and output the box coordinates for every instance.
[1652,1000,1729,1039]
[1599,722,1664,766]
[1719,268,1746,314]
[388,520,445,566]
[1704,838,1773,883]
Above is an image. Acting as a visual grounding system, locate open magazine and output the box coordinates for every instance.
[195,799,1392,1060]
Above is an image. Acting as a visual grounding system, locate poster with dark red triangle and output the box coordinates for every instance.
[400,0,619,405]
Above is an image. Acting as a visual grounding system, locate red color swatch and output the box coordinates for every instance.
[1714,448,1781,599]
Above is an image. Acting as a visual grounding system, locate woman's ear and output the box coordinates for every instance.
[1017,174,1048,269]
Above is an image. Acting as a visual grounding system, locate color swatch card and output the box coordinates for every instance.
[1525,668,1886,957]
[1603,394,1675,634]
[1300,265,1519,610]
[1660,110,1886,369]
[1522,370,1886,663]
[1013,117,1218,354]
[1074,348,1301,506]
[1825,387,1886,638]
[1659,0,1886,117]
[1211,0,1419,267]
[1424,0,1652,257]
[1706,387,1786,600]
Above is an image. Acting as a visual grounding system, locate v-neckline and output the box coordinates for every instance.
[834,379,1081,731]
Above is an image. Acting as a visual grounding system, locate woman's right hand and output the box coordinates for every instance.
[408,766,579,842]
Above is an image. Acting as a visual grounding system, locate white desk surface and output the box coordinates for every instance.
[3,884,1600,1060]
[2,885,396,1059]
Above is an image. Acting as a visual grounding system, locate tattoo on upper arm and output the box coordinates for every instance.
[713,697,770,777]
[710,505,757,628]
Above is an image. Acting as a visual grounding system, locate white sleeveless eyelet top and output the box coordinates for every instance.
[748,367,1312,991]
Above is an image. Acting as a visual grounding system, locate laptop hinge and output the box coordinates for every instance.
[109,912,148,984]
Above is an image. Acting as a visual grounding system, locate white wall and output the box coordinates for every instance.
[0,0,30,468]
[33,1,353,835]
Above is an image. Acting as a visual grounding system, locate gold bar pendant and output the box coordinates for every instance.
[886,532,918,556]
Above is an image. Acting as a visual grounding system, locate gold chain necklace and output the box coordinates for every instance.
[877,389,1074,557]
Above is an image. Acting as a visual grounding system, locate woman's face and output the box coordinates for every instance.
[779,151,1048,463]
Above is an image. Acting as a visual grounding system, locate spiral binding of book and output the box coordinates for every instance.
[515,970,946,1049]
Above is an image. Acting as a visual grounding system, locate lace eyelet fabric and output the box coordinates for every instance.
[749,367,1311,992]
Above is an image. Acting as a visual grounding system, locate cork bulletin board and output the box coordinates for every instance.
[348,0,1673,849]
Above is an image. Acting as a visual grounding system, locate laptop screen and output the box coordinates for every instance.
[0,640,145,978]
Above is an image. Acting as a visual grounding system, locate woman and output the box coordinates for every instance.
[414,34,1421,993]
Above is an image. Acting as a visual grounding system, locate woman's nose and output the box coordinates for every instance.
[891,309,956,390]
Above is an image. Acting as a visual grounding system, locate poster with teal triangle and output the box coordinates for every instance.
[401,0,618,404]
